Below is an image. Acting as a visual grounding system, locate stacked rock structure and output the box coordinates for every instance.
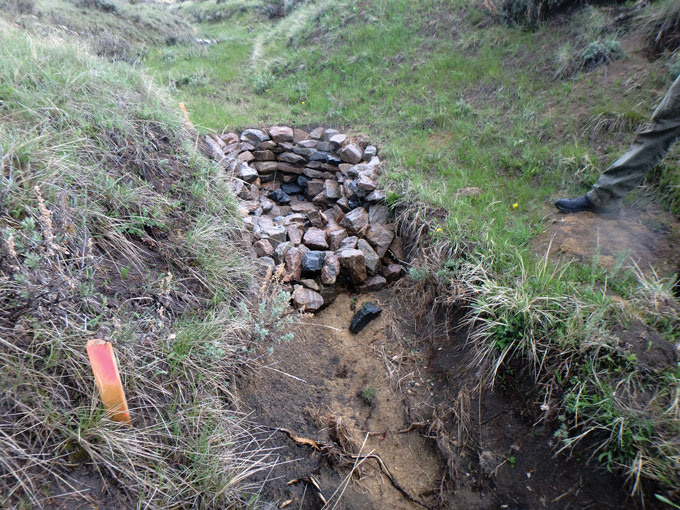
[205,126,404,312]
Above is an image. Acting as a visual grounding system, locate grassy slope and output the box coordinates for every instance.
[144,0,680,499]
[0,10,273,509]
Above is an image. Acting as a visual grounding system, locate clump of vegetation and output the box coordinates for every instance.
[360,387,377,405]
[0,20,268,508]
[482,0,575,26]
[555,38,623,78]
[638,0,680,58]
[259,0,309,19]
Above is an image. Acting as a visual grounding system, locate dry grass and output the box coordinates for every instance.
[638,0,680,58]
[0,22,272,508]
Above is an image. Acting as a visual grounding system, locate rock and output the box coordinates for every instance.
[307,209,327,228]
[293,147,314,158]
[262,224,287,244]
[389,236,404,261]
[282,182,303,195]
[312,192,329,206]
[330,133,348,147]
[268,189,292,205]
[261,180,281,192]
[255,256,276,273]
[237,162,258,183]
[253,239,274,257]
[340,207,369,236]
[292,287,324,312]
[356,173,376,191]
[328,229,348,251]
[293,128,309,143]
[382,263,403,282]
[241,128,270,146]
[269,126,294,143]
[238,151,255,163]
[303,251,326,274]
[339,236,358,250]
[324,179,341,200]
[260,172,275,183]
[368,204,389,225]
[357,239,379,275]
[314,141,333,152]
[298,139,318,148]
[221,132,240,145]
[260,140,278,150]
[254,150,276,161]
[282,213,307,225]
[322,128,340,141]
[358,275,387,292]
[349,302,382,334]
[278,152,307,165]
[306,179,325,197]
[338,249,367,284]
[277,162,304,174]
[303,168,325,179]
[204,135,225,161]
[243,200,259,213]
[260,197,275,214]
[284,247,304,281]
[319,284,338,306]
[290,201,317,214]
[309,150,330,162]
[309,127,325,139]
[274,241,292,264]
[325,153,342,164]
[300,278,320,291]
[286,224,304,245]
[336,197,350,212]
[338,143,363,164]
[240,142,256,152]
[365,225,395,258]
[320,253,340,285]
[297,175,310,188]
[366,189,386,203]
[363,145,377,161]
[255,161,278,174]
[303,227,329,250]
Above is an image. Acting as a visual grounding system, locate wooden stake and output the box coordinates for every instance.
[86,339,131,423]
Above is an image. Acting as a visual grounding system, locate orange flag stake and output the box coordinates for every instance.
[86,339,131,423]
[178,102,193,129]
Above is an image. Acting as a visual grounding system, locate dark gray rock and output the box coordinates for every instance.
[349,302,382,334]
[241,128,270,146]
[268,189,292,205]
[282,182,303,195]
[303,251,326,274]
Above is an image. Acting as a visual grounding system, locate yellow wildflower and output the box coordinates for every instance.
[512,203,518,208]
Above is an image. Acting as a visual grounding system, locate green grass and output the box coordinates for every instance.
[140,0,680,497]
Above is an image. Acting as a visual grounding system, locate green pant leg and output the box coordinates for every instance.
[587,75,680,208]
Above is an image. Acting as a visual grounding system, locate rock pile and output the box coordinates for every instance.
[205,126,404,312]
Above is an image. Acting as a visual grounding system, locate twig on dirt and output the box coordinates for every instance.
[288,476,326,505]
[397,421,431,434]
[260,365,308,383]
[277,428,321,451]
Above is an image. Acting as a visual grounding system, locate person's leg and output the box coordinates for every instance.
[557,75,680,213]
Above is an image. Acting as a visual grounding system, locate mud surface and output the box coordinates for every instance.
[239,290,645,509]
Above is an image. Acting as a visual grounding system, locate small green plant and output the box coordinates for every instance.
[360,387,376,404]
[119,265,130,279]
[507,455,516,468]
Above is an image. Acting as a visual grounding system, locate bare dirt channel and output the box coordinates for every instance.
[238,288,638,510]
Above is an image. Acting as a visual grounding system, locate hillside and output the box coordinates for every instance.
[0,0,679,509]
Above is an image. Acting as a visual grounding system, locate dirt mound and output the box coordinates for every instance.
[534,208,679,276]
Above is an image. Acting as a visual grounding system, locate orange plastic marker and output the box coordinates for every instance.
[86,339,131,423]
[179,102,193,128]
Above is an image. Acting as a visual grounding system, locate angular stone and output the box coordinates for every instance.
[328,228,348,251]
[316,141,335,152]
[205,135,225,161]
[293,146,314,157]
[338,249,367,284]
[318,253,339,285]
[312,192,329,206]
[243,200,259,213]
[260,172,275,183]
[303,251,326,274]
[240,142,256,152]
[280,174,297,183]
[357,239,379,275]
[262,224,287,244]
[307,209,327,229]
[237,162,258,183]
[306,160,323,169]
[309,127,325,140]
[238,151,255,163]
[253,239,274,258]
[356,173,376,191]
[284,247,304,281]
[324,179,341,200]
[309,150,330,162]
[293,128,309,143]
[282,213,307,226]
[306,179,325,197]
[382,263,403,282]
[260,140,277,150]
[325,153,342,164]
[269,126,294,143]
[338,143,363,164]
[292,287,324,312]
[290,201,317,214]
[304,168,325,179]
[303,227,329,250]
[221,132,240,145]
[286,224,304,245]
[366,225,395,258]
[298,139,318,148]
[254,150,276,161]
[389,236,404,261]
[340,207,369,236]
[358,275,387,292]
[363,145,377,161]
[368,204,389,225]
[322,128,340,141]
[339,236,358,250]
[274,241,292,264]
[300,278,320,291]
[256,256,276,273]
[268,189,292,205]
[278,152,307,165]
[366,189,386,203]
[336,197,350,212]
[277,162,304,174]
[241,128,270,146]
[349,302,382,334]
[330,133,348,147]
[255,161,278,174]
[260,197,275,214]
[282,182,303,195]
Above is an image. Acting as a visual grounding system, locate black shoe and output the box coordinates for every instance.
[554,195,597,214]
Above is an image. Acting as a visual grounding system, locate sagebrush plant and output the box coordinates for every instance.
[0,23,271,508]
